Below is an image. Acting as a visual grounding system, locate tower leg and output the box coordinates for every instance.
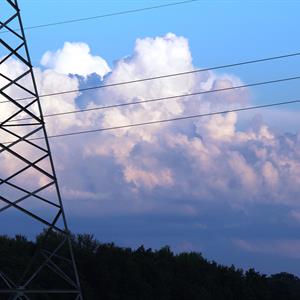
[0,0,83,298]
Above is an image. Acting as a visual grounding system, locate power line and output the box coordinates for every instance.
[7,75,300,123]
[1,0,199,33]
[3,98,300,145]
[1,51,300,105]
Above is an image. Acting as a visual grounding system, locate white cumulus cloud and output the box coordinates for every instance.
[41,42,111,78]
[1,33,300,217]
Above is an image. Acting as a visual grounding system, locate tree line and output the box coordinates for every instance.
[0,233,299,299]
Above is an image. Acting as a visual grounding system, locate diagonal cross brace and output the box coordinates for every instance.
[0,0,83,298]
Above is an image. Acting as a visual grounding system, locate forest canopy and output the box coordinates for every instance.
[0,233,299,299]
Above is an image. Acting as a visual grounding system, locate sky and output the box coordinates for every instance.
[1,0,300,276]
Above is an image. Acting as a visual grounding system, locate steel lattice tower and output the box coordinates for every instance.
[0,0,83,299]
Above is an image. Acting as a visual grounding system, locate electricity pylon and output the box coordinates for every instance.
[0,0,83,299]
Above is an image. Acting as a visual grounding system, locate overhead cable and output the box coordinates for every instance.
[1,0,200,33]
[7,75,300,123]
[2,98,300,144]
[1,51,300,105]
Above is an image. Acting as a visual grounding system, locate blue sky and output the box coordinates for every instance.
[2,0,300,276]
[23,0,300,76]
[22,0,300,130]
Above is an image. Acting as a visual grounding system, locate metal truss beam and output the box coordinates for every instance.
[0,0,83,298]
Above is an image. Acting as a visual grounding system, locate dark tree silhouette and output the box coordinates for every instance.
[0,233,299,299]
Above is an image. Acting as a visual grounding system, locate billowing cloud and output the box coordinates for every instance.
[1,33,300,217]
[41,42,111,78]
